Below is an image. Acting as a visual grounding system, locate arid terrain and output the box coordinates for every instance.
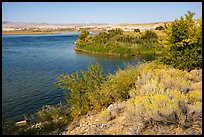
[2,21,166,34]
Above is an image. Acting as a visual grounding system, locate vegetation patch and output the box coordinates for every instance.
[75,28,163,60]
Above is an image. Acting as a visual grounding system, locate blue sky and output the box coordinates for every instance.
[2,2,202,24]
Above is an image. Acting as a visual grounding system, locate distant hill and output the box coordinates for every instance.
[2,21,110,28]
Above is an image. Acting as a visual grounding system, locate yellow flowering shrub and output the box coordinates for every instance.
[187,90,202,104]
[122,61,201,127]
[98,109,111,124]
[125,89,189,125]
[100,61,200,110]
[132,61,194,97]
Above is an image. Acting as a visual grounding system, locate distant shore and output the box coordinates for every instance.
[2,31,79,35]
[2,22,167,35]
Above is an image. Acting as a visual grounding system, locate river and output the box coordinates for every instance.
[2,33,142,121]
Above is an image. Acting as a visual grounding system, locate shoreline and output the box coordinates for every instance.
[74,47,137,58]
[2,30,100,35]
[2,31,79,35]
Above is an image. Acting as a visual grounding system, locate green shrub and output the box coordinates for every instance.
[19,104,70,135]
[134,29,140,32]
[2,115,18,135]
[107,28,123,37]
[141,30,158,41]
[100,65,140,105]
[55,62,107,117]
[55,62,138,119]
[2,103,70,135]
[160,11,202,71]
[32,105,68,123]
[155,26,164,30]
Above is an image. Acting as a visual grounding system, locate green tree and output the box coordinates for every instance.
[155,26,164,30]
[160,11,202,71]
[78,30,90,41]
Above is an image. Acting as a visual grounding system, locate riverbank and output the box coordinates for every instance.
[75,47,135,58]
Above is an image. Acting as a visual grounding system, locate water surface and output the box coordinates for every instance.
[2,33,141,121]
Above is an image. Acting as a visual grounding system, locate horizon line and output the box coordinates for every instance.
[2,20,174,25]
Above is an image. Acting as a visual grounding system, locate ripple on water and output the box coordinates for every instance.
[2,33,141,121]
